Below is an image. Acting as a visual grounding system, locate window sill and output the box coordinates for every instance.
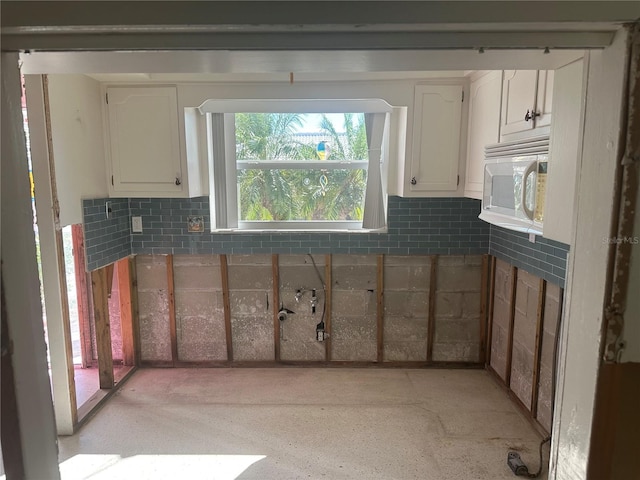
[211,227,388,234]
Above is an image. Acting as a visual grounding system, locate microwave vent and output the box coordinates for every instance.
[485,135,550,159]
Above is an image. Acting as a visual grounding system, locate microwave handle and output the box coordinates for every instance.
[521,162,536,221]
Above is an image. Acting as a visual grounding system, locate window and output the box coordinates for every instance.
[197,99,397,232]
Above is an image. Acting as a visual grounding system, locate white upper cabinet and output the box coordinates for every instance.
[408,84,464,194]
[106,86,185,197]
[500,70,554,139]
[464,71,502,200]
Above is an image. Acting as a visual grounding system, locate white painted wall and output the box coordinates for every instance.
[48,74,108,226]
[550,28,629,480]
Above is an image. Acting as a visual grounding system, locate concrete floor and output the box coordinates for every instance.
[58,368,547,480]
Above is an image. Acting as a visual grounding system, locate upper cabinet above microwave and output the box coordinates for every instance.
[500,70,554,140]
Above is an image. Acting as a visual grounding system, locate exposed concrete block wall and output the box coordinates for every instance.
[490,259,514,380]
[174,255,226,361]
[136,255,172,361]
[331,255,377,361]
[278,255,326,361]
[433,256,482,362]
[536,283,561,432]
[135,253,486,365]
[383,256,430,361]
[227,255,274,361]
[510,270,541,409]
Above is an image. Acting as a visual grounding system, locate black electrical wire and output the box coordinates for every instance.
[307,254,326,329]
[525,437,551,478]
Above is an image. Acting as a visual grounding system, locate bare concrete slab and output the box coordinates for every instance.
[59,368,546,480]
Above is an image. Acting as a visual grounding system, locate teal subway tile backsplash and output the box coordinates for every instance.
[82,198,131,271]
[82,196,568,286]
[489,225,569,286]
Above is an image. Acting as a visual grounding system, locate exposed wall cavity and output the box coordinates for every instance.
[487,257,562,434]
[331,255,378,361]
[383,255,430,361]
[433,256,483,362]
[490,259,514,381]
[174,255,226,361]
[135,253,486,366]
[136,255,171,362]
[510,270,541,409]
[537,283,561,432]
[278,255,326,362]
[228,255,274,361]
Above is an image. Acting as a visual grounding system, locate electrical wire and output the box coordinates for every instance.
[525,437,551,478]
[307,254,326,330]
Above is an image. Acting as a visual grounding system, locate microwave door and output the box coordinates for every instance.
[483,160,536,222]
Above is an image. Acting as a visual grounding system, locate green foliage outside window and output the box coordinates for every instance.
[236,113,368,222]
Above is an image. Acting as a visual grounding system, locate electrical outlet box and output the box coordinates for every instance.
[132,216,143,233]
[105,201,113,219]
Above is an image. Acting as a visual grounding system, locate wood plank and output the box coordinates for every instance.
[220,254,233,361]
[376,254,384,363]
[91,268,114,389]
[531,278,547,417]
[486,364,550,438]
[427,255,438,362]
[486,256,497,366]
[54,228,78,424]
[142,359,485,369]
[129,257,141,366]
[479,254,489,364]
[166,254,178,365]
[272,254,280,361]
[116,257,136,366]
[325,254,332,361]
[43,75,78,424]
[71,224,92,368]
[505,266,518,387]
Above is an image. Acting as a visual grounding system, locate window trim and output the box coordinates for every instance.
[202,101,396,232]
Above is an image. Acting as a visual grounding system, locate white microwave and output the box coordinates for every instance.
[479,137,549,236]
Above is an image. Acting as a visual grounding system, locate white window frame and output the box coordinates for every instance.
[198,99,395,232]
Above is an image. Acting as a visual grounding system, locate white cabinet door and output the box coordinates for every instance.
[464,71,502,200]
[410,84,463,192]
[535,70,554,128]
[107,86,183,195]
[500,70,538,136]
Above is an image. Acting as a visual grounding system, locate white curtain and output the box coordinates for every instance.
[362,112,387,230]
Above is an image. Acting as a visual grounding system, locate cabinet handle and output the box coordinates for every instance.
[411,176,417,185]
[175,177,182,186]
[524,109,541,122]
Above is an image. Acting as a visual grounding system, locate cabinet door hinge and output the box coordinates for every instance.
[111,175,114,186]
[105,93,109,104]
[457,175,460,186]
[461,90,464,102]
